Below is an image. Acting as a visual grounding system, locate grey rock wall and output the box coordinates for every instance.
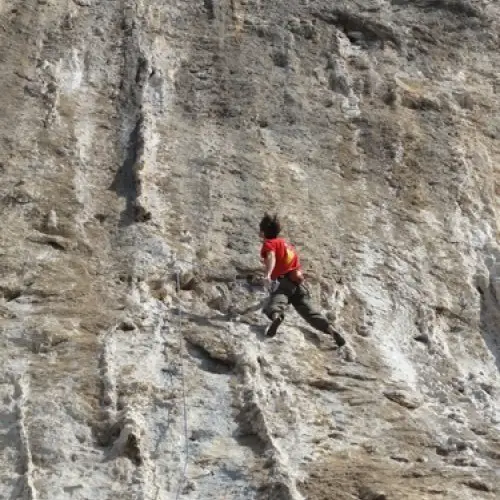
[1,1,500,499]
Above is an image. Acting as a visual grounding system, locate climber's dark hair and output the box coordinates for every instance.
[259,213,281,239]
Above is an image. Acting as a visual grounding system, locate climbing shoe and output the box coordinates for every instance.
[266,313,283,337]
[328,327,346,347]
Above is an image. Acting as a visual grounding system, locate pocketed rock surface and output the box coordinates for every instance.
[1,1,500,499]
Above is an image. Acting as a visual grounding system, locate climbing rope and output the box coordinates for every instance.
[174,269,190,500]
[167,257,265,499]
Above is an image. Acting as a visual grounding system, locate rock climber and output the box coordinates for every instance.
[259,213,346,346]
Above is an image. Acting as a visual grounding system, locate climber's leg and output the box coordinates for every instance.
[263,278,296,337]
[291,284,345,346]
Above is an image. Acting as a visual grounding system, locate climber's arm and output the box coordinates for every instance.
[263,251,276,280]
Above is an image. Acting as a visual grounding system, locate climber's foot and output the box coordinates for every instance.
[266,313,283,337]
[328,327,346,347]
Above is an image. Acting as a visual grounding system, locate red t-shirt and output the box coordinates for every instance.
[260,238,301,280]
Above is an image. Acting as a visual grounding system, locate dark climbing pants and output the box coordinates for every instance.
[264,276,330,333]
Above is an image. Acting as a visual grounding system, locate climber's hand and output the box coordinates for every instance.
[262,275,272,288]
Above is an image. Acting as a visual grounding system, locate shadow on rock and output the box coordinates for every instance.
[109,120,141,227]
[476,270,500,372]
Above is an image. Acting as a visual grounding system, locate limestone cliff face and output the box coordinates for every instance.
[1,1,500,499]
